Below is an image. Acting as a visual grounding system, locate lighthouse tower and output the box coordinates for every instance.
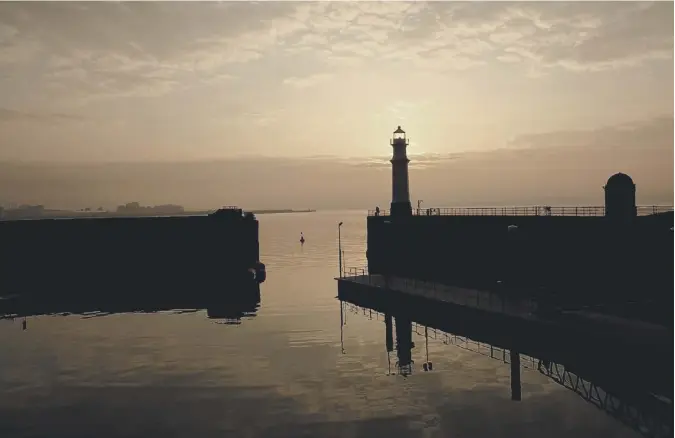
[390,126,412,217]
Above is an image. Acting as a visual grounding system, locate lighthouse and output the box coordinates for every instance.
[390,126,412,217]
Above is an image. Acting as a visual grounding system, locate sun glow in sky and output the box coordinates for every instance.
[0,2,672,209]
[0,1,672,162]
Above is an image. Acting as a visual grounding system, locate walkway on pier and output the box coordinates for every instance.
[336,268,670,344]
[338,270,537,320]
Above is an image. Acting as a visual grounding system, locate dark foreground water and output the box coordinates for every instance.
[0,211,641,438]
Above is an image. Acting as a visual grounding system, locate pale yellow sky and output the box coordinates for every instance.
[0,2,672,209]
[0,1,672,161]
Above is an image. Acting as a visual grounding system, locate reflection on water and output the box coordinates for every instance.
[1,284,261,325]
[338,296,672,438]
[0,211,656,438]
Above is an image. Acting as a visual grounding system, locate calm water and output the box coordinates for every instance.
[0,211,639,438]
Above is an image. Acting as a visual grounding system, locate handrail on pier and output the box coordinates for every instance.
[368,205,674,217]
[340,266,369,279]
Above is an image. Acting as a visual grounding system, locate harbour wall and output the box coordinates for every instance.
[0,213,260,296]
[366,213,673,324]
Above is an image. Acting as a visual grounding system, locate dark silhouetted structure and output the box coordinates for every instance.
[604,172,637,223]
[389,126,412,218]
[363,129,673,326]
[0,207,265,297]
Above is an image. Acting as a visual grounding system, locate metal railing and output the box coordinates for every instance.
[368,205,673,217]
[636,206,673,216]
[341,267,370,278]
[539,361,672,438]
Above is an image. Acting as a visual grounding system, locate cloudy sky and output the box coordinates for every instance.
[0,1,672,208]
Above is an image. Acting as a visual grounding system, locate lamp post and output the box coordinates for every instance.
[338,221,344,277]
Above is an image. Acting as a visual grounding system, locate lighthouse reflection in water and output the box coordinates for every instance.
[389,314,414,377]
[338,297,527,402]
[342,303,432,378]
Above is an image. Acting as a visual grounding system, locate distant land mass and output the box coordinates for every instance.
[0,203,316,220]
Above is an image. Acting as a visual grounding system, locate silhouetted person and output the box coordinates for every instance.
[375,206,380,216]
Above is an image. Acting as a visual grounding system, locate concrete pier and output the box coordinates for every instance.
[366,207,673,326]
[0,207,264,296]
[339,271,537,319]
[337,270,668,346]
[336,271,672,400]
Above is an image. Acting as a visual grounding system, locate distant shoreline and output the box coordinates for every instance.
[182,209,316,216]
[250,209,316,215]
[1,208,316,220]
